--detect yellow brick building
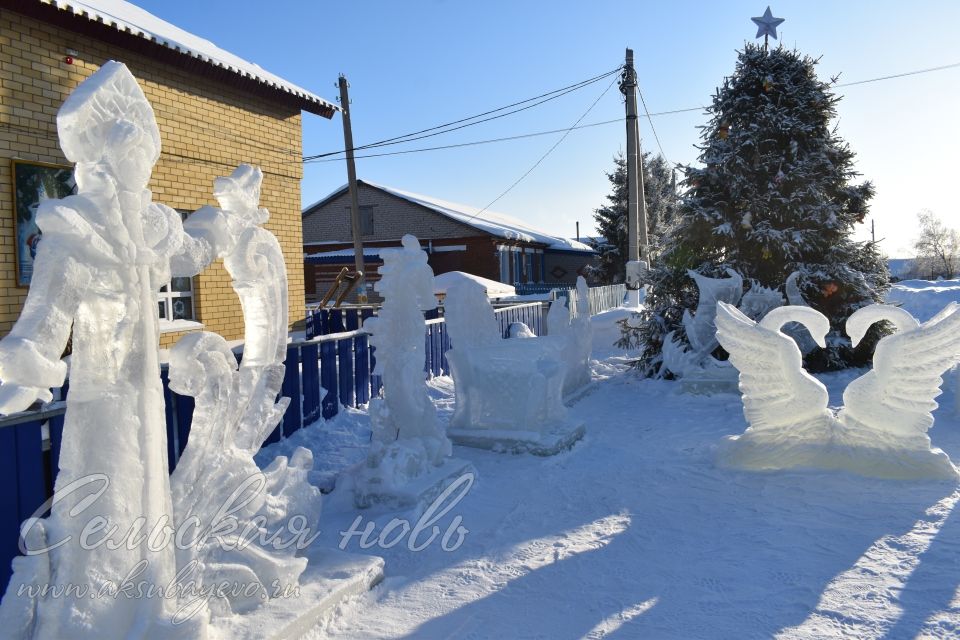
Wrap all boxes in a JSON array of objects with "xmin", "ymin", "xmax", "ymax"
[{"xmin": 0, "ymin": 0, "xmax": 336, "ymax": 346}]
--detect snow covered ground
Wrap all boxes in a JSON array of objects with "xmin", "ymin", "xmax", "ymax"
[
  {"xmin": 887, "ymin": 278, "xmax": 960, "ymax": 322},
  {"xmin": 274, "ymin": 308, "xmax": 960, "ymax": 640}
]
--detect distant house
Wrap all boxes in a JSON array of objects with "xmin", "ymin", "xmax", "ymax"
[
  {"xmin": 302, "ymin": 181, "xmax": 596, "ymax": 301},
  {"xmin": 2, "ymin": 0, "xmax": 337, "ymax": 344}
]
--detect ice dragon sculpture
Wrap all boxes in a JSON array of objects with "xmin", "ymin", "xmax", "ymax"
[
  {"xmin": 167, "ymin": 166, "xmax": 321, "ymax": 619},
  {"xmin": 716, "ymin": 301, "xmax": 960, "ymax": 480},
  {"xmin": 663, "ymin": 269, "xmax": 813, "ymax": 382},
  {"xmin": 351, "ymin": 235, "xmax": 455, "ymax": 508}
]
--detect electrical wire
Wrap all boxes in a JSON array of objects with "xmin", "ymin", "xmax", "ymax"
[
  {"xmin": 834, "ymin": 61, "xmax": 960, "ymax": 87},
  {"xmin": 303, "ymin": 67, "xmax": 623, "ymax": 161},
  {"xmin": 302, "ymin": 117, "xmax": 624, "ymax": 163},
  {"xmin": 462, "ymin": 74, "xmax": 620, "ymax": 223},
  {"xmin": 301, "ymin": 60, "xmax": 960, "ymax": 166},
  {"xmin": 637, "ymin": 88, "xmax": 670, "ymax": 166}
]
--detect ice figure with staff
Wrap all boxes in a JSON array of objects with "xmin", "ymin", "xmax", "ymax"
[{"xmin": 0, "ymin": 62, "xmax": 243, "ymax": 638}]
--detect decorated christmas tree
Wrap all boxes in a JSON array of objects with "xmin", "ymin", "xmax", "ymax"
[{"xmin": 624, "ymin": 41, "xmax": 889, "ymax": 376}]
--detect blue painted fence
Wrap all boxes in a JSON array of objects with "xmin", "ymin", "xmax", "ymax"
[{"xmin": 0, "ymin": 300, "xmax": 547, "ymax": 593}]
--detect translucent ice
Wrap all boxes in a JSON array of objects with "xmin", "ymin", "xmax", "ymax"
[
  {"xmin": 738, "ymin": 280, "xmax": 784, "ymax": 320},
  {"xmin": 352, "ymin": 235, "xmax": 452, "ymax": 501},
  {"xmin": 167, "ymin": 165, "xmax": 319, "ymax": 618},
  {"xmin": 716, "ymin": 301, "xmax": 960, "ymax": 479},
  {"xmin": 0, "ymin": 61, "xmax": 183, "ymax": 638},
  {"xmin": 682, "ymin": 269, "xmax": 743, "ymax": 355},
  {"xmin": 0, "ymin": 62, "xmax": 307, "ymax": 638},
  {"xmin": 546, "ymin": 276, "xmax": 592, "ymax": 395},
  {"xmin": 445, "ymin": 276, "xmax": 569, "ymax": 432},
  {"xmin": 169, "ymin": 334, "xmax": 320, "ymax": 618},
  {"xmin": 444, "ymin": 279, "xmax": 502, "ymax": 350}
]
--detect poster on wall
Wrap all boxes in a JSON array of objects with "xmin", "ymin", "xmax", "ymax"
[{"xmin": 12, "ymin": 159, "xmax": 76, "ymax": 287}]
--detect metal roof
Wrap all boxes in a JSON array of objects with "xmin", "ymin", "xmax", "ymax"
[{"xmin": 37, "ymin": 0, "xmax": 338, "ymax": 117}]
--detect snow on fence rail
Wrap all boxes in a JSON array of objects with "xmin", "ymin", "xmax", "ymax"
[{"xmin": 554, "ymin": 283, "xmax": 627, "ymax": 317}]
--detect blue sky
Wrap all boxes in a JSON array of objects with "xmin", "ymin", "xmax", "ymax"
[{"xmin": 133, "ymin": 0, "xmax": 959, "ymax": 257}]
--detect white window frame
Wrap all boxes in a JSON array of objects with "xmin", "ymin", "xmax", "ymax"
[
  {"xmin": 158, "ymin": 210, "xmax": 200, "ymax": 332},
  {"xmin": 158, "ymin": 277, "xmax": 196, "ymax": 324}
]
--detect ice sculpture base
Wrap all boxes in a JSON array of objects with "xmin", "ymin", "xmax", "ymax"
[
  {"xmin": 681, "ymin": 375, "xmax": 739, "ymax": 395},
  {"xmin": 719, "ymin": 431, "xmax": 960, "ymax": 481},
  {"xmin": 352, "ymin": 457, "xmax": 475, "ymax": 514},
  {"xmin": 449, "ymin": 419, "xmax": 585, "ymax": 456},
  {"xmin": 563, "ymin": 380, "xmax": 596, "ymax": 404},
  {"xmin": 209, "ymin": 547, "xmax": 384, "ymax": 640},
  {"xmin": 681, "ymin": 363, "xmax": 740, "ymax": 395}
]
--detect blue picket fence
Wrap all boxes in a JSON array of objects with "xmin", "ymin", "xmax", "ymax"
[
  {"xmin": 305, "ymin": 307, "xmax": 377, "ymax": 339},
  {"xmin": 305, "ymin": 306, "xmax": 448, "ymax": 339},
  {"xmin": 0, "ymin": 299, "xmax": 547, "ymax": 593}
]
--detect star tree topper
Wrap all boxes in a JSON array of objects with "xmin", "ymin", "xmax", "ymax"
[{"xmin": 752, "ymin": 6, "xmax": 784, "ymax": 41}]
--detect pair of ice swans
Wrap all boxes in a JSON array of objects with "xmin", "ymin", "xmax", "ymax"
[{"xmin": 715, "ymin": 302, "xmax": 960, "ymax": 479}]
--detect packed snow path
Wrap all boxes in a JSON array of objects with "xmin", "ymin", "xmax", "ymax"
[{"xmin": 292, "ymin": 309, "xmax": 960, "ymax": 639}]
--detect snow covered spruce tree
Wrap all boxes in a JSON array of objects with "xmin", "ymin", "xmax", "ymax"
[
  {"xmin": 592, "ymin": 152, "xmax": 678, "ymax": 284},
  {"xmin": 624, "ymin": 43, "xmax": 889, "ymax": 375}
]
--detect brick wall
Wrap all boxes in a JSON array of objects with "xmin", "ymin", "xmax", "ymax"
[
  {"xmin": 0, "ymin": 8, "xmax": 308, "ymax": 347},
  {"xmin": 303, "ymin": 183, "xmax": 483, "ymax": 244}
]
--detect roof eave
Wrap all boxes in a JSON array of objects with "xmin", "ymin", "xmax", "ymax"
[{"xmin": 27, "ymin": 0, "xmax": 338, "ymax": 118}]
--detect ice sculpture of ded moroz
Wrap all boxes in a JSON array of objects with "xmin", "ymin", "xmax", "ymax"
[
  {"xmin": 716, "ymin": 301, "xmax": 960, "ymax": 480},
  {"xmin": 0, "ymin": 61, "xmax": 330, "ymax": 639}
]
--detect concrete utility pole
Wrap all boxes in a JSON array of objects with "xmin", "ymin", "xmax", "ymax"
[
  {"xmin": 338, "ymin": 74, "xmax": 367, "ymax": 304},
  {"xmin": 621, "ymin": 48, "xmax": 650, "ymax": 307}
]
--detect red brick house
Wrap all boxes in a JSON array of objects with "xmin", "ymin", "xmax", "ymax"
[{"xmin": 302, "ymin": 181, "xmax": 596, "ymax": 301}]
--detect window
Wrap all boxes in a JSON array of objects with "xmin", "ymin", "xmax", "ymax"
[
  {"xmin": 159, "ymin": 210, "xmax": 196, "ymax": 325},
  {"xmin": 158, "ymin": 276, "xmax": 195, "ymax": 322},
  {"xmin": 346, "ymin": 204, "xmax": 376, "ymax": 237}
]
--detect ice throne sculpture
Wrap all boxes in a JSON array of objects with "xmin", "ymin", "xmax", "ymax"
[{"xmin": 444, "ymin": 279, "xmax": 585, "ymax": 456}]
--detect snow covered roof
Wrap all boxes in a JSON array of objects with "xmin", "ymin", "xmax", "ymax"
[
  {"xmin": 304, "ymin": 181, "xmax": 596, "ymax": 253},
  {"xmin": 433, "ymin": 271, "xmax": 517, "ymax": 298},
  {"xmin": 37, "ymin": 0, "xmax": 337, "ymax": 117},
  {"xmin": 304, "ymin": 248, "xmax": 382, "ymax": 264}
]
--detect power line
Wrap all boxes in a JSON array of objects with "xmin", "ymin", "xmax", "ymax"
[
  {"xmin": 302, "ymin": 59, "xmax": 959, "ymax": 165},
  {"xmin": 304, "ymin": 67, "xmax": 622, "ymax": 161},
  {"xmin": 637, "ymin": 87, "xmax": 670, "ymax": 166},
  {"xmin": 834, "ymin": 61, "xmax": 960, "ymax": 87},
  {"xmin": 354, "ymin": 67, "xmax": 621, "ymax": 151},
  {"xmin": 464, "ymin": 75, "xmax": 620, "ymax": 223},
  {"xmin": 302, "ymin": 117, "xmax": 624, "ymax": 163}
]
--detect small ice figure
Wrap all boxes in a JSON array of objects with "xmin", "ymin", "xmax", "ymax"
[{"xmin": 546, "ymin": 276, "xmax": 593, "ymax": 395}]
